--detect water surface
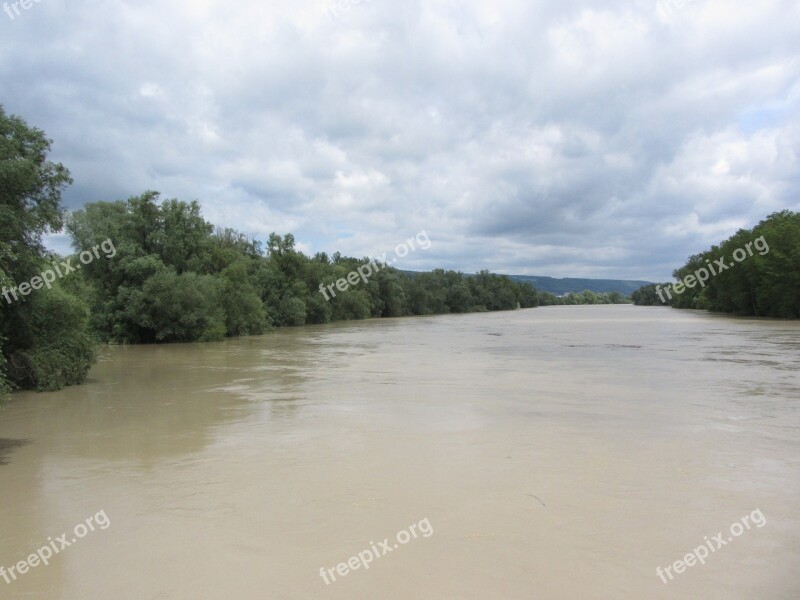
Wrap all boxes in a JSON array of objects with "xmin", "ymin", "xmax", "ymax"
[{"xmin": 1, "ymin": 305, "xmax": 798, "ymax": 598}]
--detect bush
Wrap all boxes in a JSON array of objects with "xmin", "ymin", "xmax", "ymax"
[
  {"xmin": 4, "ymin": 286, "xmax": 96, "ymax": 391},
  {"xmin": 221, "ymin": 263, "xmax": 268, "ymax": 336},
  {"xmin": 134, "ymin": 270, "xmax": 227, "ymax": 342}
]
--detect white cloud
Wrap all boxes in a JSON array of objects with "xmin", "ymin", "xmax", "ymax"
[{"xmin": 1, "ymin": 0, "xmax": 798, "ymax": 281}]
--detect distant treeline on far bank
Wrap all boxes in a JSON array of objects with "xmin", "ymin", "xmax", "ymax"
[{"xmin": 632, "ymin": 210, "xmax": 800, "ymax": 319}]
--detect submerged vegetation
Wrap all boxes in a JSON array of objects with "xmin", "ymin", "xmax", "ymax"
[{"xmin": 633, "ymin": 211, "xmax": 800, "ymax": 318}]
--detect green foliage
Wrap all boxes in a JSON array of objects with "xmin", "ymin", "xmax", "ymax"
[
  {"xmin": 0, "ymin": 335, "xmax": 11, "ymax": 397},
  {"xmin": 67, "ymin": 194, "xmax": 547, "ymax": 343},
  {"xmin": 517, "ymin": 282, "xmax": 540, "ymax": 308},
  {"xmin": 510, "ymin": 274, "xmax": 650, "ymax": 296},
  {"xmin": 331, "ymin": 287, "xmax": 372, "ymax": 321},
  {"xmin": 540, "ymin": 289, "xmax": 631, "ymax": 306},
  {"xmin": 631, "ymin": 284, "xmax": 668, "ymax": 306},
  {"xmin": 72, "ymin": 193, "xmax": 531, "ymax": 339},
  {"xmin": 306, "ymin": 290, "xmax": 333, "ymax": 324},
  {"xmin": 3, "ymin": 286, "xmax": 95, "ymax": 391},
  {"xmin": 468, "ymin": 271, "xmax": 517, "ymax": 310},
  {"xmin": 220, "ymin": 261, "xmax": 267, "ymax": 336},
  {"xmin": 68, "ymin": 194, "xmax": 254, "ymax": 341},
  {"xmin": 377, "ymin": 271, "xmax": 408, "ymax": 317},
  {"xmin": 671, "ymin": 253, "xmax": 709, "ymax": 309},
  {"xmin": 1, "ymin": 106, "xmax": 95, "ymax": 394},
  {"xmin": 281, "ymin": 296, "xmax": 308, "ymax": 327},
  {"xmin": 537, "ymin": 291, "xmax": 560, "ymax": 306},
  {"xmin": 638, "ymin": 211, "xmax": 800, "ymax": 318},
  {"xmin": 0, "ymin": 107, "xmax": 72, "ymax": 286},
  {"xmin": 133, "ymin": 269, "xmax": 227, "ymax": 342}
]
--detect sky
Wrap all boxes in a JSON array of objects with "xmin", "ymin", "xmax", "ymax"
[{"xmin": 1, "ymin": 0, "xmax": 798, "ymax": 281}]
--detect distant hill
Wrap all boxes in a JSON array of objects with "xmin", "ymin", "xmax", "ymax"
[
  {"xmin": 507, "ymin": 275, "xmax": 651, "ymax": 296},
  {"xmin": 399, "ymin": 270, "xmax": 651, "ymax": 296}
]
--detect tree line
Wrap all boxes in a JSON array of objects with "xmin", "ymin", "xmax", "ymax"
[
  {"xmin": 66, "ymin": 191, "xmax": 543, "ymax": 346},
  {"xmin": 632, "ymin": 211, "xmax": 800, "ymax": 318},
  {"xmin": 537, "ymin": 289, "xmax": 630, "ymax": 306}
]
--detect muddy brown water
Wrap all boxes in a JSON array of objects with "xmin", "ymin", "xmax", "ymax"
[{"xmin": 1, "ymin": 305, "xmax": 799, "ymax": 599}]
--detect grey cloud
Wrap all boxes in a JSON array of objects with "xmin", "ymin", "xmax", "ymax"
[{"xmin": 1, "ymin": 0, "xmax": 798, "ymax": 282}]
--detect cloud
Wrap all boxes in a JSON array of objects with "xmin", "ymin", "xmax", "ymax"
[{"xmin": 1, "ymin": 0, "xmax": 798, "ymax": 280}]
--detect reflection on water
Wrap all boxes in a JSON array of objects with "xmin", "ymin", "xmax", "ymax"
[
  {"xmin": 0, "ymin": 306, "xmax": 798, "ymax": 599},
  {"xmin": 0, "ymin": 439, "xmax": 30, "ymax": 466}
]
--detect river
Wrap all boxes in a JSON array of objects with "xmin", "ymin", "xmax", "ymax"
[{"xmin": 1, "ymin": 305, "xmax": 798, "ymax": 599}]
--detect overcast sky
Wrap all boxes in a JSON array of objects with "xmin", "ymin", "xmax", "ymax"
[{"xmin": 2, "ymin": 0, "xmax": 798, "ymax": 280}]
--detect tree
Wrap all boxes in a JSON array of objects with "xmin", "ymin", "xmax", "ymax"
[
  {"xmin": 220, "ymin": 261, "xmax": 268, "ymax": 336},
  {"xmin": 0, "ymin": 106, "xmax": 71, "ymax": 285},
  {"xmin": 647, "ymin": 210, "xmax": 800, "ymax": 317},
  {"xmin": 133, "ymin": 269, "xmax": 227, "ymax": 342},
  {"xmin": 0, "ymin": 106, "xmax": 95, "ymax": 394},
  {"xmin": 4, "ymin": 286, "xmax": 95, "ymax": 391},
  {"xmin": 631, "ymin": 284, "xmax": 665, "ymax": 306}
]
